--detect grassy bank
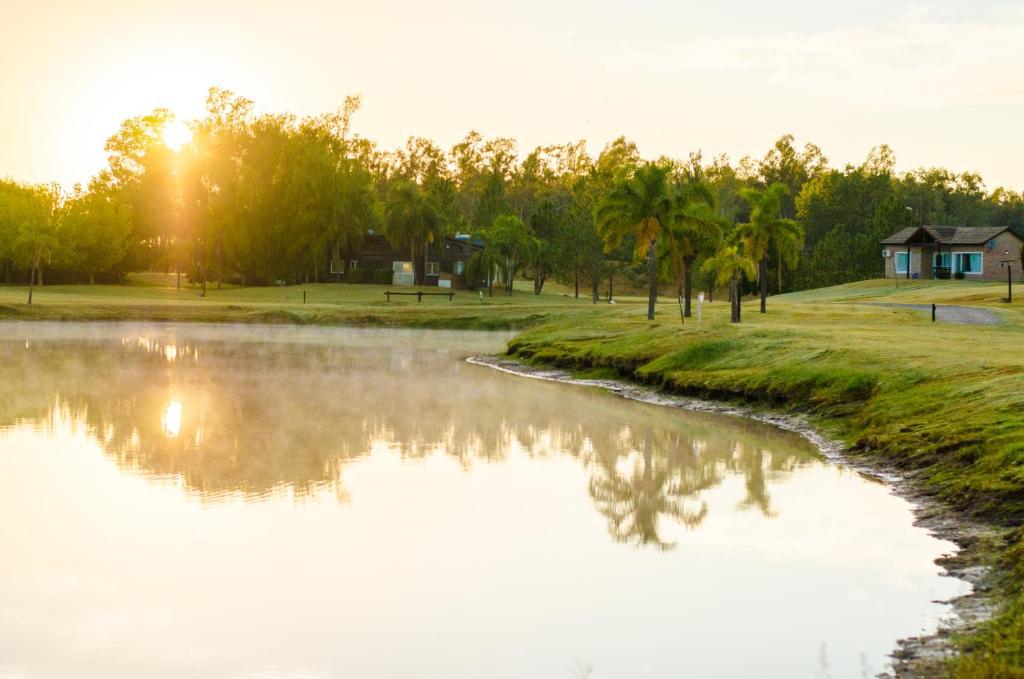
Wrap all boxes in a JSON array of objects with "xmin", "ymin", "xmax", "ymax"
[
  {"xmin": 2, "ymin": 275, "xmax": 1023, "ymax": 673},
  {"xmin": 505, "ymin": 279, "xmax": 1024, "ymax": 677},
  {"xmin": 0, "ymin": 276, "xmax": 601, "ymax": 330}
]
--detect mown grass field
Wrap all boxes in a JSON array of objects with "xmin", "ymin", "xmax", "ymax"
[{"xmin": 2, "ymin": 275, "xmax": 1023, "ymax": 674}]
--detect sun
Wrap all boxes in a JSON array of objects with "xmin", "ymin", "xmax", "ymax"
[{"xmin": 162, "ymin": 119, "xmax": 192, "ymax": 151}]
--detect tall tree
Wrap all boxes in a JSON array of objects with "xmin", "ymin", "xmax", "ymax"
[
  {"xmin": 385, "ymin": 181, "xmax": 440, "ymax": 285},
  {"xmin": 702, "ymin": 244, "xmax": 756, "ymax": 323},
  {"xmin": 666, "ymin": 179, "xmax": 724, "ymax": 317},
  {"xmin": 596, "ymin": 162, "xmax": 675, "ymax": 320},
  {"xmin": 739, "ymin": 183, "xmax": 803, "ymax": 312}
]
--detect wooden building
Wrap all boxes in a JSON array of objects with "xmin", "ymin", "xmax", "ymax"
[{"xmin": 335, "ymin": 233, "xmax": 484, "ymax": 288}]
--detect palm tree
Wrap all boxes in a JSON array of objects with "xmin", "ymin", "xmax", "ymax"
[
  {"xmin": 596, "ymin": 162, "xmax": 675, "ymax": 320},
  {"xmin": 702, "ymin": 244, "xmax": 756, "ymax": 323},
  {"xmin": 385, "ymin": 181, "xmax": 440, "ymax": 285},
  {"xmin": 587, "ymin": 444, "xmax": 709, "ymax": 551},
  {"xmin": 667, "ymin": 181, "xmax": 724, "ymax": 318},
  {"xmin": 738, "ymin": 183, "xmax": 804, "ymax": 313}
]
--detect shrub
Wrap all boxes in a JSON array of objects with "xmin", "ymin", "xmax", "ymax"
[
  {"xmin": 955, "ymin": 271, "xmax": 966, "ymax": 280},
  {"xmin": 373, "ymin": 269, "xmax": 392, "ymax": 285}
]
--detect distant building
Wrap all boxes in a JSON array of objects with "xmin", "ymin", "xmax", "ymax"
[
  {"xmin": 333, "ymin": 233, "xmax": 484, "ymax": 288},
  {"xmin": 880, "ymin": 226, "xmax": 1023, "ymax": 281}
]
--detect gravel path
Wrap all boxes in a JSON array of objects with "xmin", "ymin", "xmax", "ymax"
[{"xmin": 872, "ymin": 303, "xmax": 1002, "ymax": 325}]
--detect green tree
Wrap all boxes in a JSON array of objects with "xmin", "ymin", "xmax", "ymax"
[
  {"xmin": 739, "ymin": 183, "xmax": 803, "ymax": 312},
  {"xmin": 666, "ymin": 179, "xmax": 724, "ymax": 317},
  {"xmin": 485, "ymin": 214, "xmax": 535, "ymax": 294},
  {"xmin": 59, "ymin": 173, "xmax": 132, "ymax": 283},
  {"xmin": 385, "ymin": 181, "xmax": 440, "ymax": 285},
  {"xmin": 9, "ymin": 184, "xmax": 60, "ymax": 303},
  {"xmin": 596, "ymin": 162, "xmax": 675, "ymax": 320},
  {"xmin": 702, "ymin": 244, "xmax": 756, "ymax": 323}
]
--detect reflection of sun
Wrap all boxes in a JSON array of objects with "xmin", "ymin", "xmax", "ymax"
[
  {"xmin": 162, "ymin": 400, "xmax": 183, "ymax": 438},
  {"xmin": 162, "ymin": 119, "xmax": 192, "ymax": 151}
]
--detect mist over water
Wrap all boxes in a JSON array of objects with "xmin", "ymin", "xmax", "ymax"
[{"xmin": 0, "ymin": 323, "xmax": 965, "ymax": 678}]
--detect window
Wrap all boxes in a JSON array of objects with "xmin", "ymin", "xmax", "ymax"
[
  {"xmin": 894, "ymin": 252, "xmax": 909, "ymax": 274},
  {"xmin": 933, "ymin": 252, "xmax": 951, "ymax": 269},
  {"xmin": 455, "ymin": 260, "xmax": 465, "ymax": 275},
  {"xmin": 392, "ymin": 261, "xmax": 413, "ymax": 274},
  {"xmin": 349, "ymin": 260, "xmax": 359, "ymax": 270},
  {"xmin": 954, "ymin": 252, "xmax": 982, "ymax": 274},
  {"xmin": 425, "ymin": 261, "xmax": 439, "ymax": 276},
  {"xmin": 329, "ymin": 259, "xmax": 343, "ymax": 274}
]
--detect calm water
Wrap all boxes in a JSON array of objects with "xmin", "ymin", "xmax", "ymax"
[{"xmin": 0, "ymin": 323, "xmax": 965, "ymax": 679}]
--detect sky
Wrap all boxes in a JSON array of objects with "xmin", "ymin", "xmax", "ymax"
[{"xmin": 1, "ymin": 0, "xmax": 1023, "ymax": 190}]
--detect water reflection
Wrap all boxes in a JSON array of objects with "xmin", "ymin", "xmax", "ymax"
[
  {"xmin": 0, "ymin": 325, "xmax": 819, "ymax": 547},
  {"xmin": 0, "ymin": 325, "xmax": 967, "ymax": 678}
]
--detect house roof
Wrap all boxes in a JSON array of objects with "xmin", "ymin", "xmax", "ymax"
[{"xmin": 881, "ymin": 225, "xmax": 1013, "ymax": 246}]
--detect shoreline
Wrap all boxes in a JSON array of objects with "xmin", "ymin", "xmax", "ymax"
[{"xmin": 468, "ymin": 353, "xmax": 999, "ymax": 677}]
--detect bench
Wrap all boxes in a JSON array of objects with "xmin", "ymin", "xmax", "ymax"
[{"xmin": 385, "ymin": 290, "xmax": 455, "ymax": 302}]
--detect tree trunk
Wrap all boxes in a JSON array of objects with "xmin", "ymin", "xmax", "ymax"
[
  {"xmin": 27, "ymin": 260, "xmax": 37, "ymax": 304},
  {"xmin": 411, "ymin": 243, "xmax": 419, "ymax": 285},
  {"xmin": 777, "ymin": 253, "xmax": 784, "ymax": 294},
  {"xmin": 574, "ymin": 270, "xmax": 579, "ymax": 299},
  {"xmin": 216, "ymin": 240, "xmax": 223, "ymax": 290},
  {"xmin": 176, "ymin": 266, "xmax": 181, "ymax": 291},
  {"xmin": 646, "ymin": 237, "xmax": 658, "ymax": 321},
  {"xmin": 730, "ymin": 278, "xmax": 739, "ymax": 323},
  {"xmin": 591, "ymin": 273, "xmax": 599, "ymax": 304},
  {"xmin": 608, "ymin": 271, "xmax": 613, "ymax": 303},
  {"xmin": 683, "ymin": 256, "xmax": 694, "ymax": 318},
  {"xmin": 759, "ymin": 255, "xmax": 767, "ymax": 313},
  {"xmin": 736, "ymin": 277, "xmax": 743, "ymax": 322},
  {"xmin": 37, "ymin": 265, "xmax": 43, "ymax": 287},
  {"xmin": 89, "ymin": 272, "xmax": 95, "ymax": 285}
]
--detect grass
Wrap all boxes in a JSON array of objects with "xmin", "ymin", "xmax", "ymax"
[
  {"xmin": 0, "ymin": 275, "xmax": 603, "ymax": 329},
  {"xmin": 3, "ymin": 274, "xmax": 1024, "ymax": 673}
]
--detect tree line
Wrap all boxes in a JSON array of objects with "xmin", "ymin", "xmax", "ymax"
[{"xmin": 2, "ymin": 87, "xmax": 1023, "ymax": 314}]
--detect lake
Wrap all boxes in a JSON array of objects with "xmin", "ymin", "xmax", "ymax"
[{"xmin": 0, "ymin": 323, "xmax": 966, "ymax": 678}]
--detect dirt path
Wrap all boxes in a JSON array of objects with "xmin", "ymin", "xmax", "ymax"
[{"xmin": 872, "ymin": 303, "xmax": 1003, "ymax": 325}]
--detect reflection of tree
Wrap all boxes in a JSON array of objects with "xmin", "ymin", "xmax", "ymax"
[
  {"xmin": 0, "ymin": 331, "xmax": 820, "ymax": 544},
  {"xmin": 589, "ymin": 445, "xmax": 709, "ymax": 551}
]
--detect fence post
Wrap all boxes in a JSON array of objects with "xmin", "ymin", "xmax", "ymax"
[
  {"xmin": 417, "ymin": 291, "xmax": 422, "ymax": 303},
  {"xmin": 386, "ymin": 291, "xmax": 390, "ymax": 303},
  {"xmin": 932, "ymin": 303, "xmax": 936, "ymax": 322},
  {"xmin": 303, "ymin": 290, "xmax": 306, "ymax": 305}
]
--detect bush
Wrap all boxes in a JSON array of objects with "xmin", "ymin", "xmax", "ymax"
[
  {"xmin": 343, "ymin": 268, "xmax": 373, "ymax": 284},
  {"xmin": 373, "ymin": 269, "xmax": 392, "ymax": 285},
  {"xmin": 955, "ymin": 271, "xmax": 966, "ymax": 280}
]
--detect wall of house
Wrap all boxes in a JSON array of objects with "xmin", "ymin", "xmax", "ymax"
[
  {"xmin": 884, "ymin": 233, "xmax": 1023, "ymax": 281},
  {"xmin": 884, "ymin": 246, "xmax": 925, "ymax": 279},
  {"xmin": 981, "ymin": 232, "xmax": 1022, "ymax": 281},
  {"xmin": 944, "ymin": 235, "xmax": 1021, "ymax": 281}
]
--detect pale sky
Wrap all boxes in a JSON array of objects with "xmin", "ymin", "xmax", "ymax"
[{"xmin": 2, "ymin": 0, "xmax": 1023, "ymax": 190}]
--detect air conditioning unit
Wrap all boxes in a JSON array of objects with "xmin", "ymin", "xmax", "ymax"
[{"xmin": 882, "ymin": 249, "xmax": 892, "ymax": 258}]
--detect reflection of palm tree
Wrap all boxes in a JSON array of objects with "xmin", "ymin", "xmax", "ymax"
[
  {"xmin": 737, "ymin": 449, "xmax": 773, "ymax": 517},
  {"xmin": 588, "ymin": 444, "xmax": 709, "ymax": 551}
]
